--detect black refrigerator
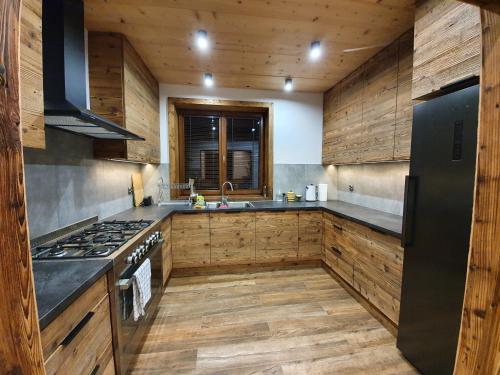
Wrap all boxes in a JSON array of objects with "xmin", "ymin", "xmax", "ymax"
[{"xmin": 397, "ymin": 83, "xmax": 480, "ymax": 375}]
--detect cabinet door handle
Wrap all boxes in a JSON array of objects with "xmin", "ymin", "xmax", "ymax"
[
  {"xmin": 60, "ymin": 311, "xmax": 95, "ymax": 346},
  {"xmin": 402, "ymin": 175, "xmax": 417, "ymax": 247},
  {"xmin": 330, "ymin": 246, "xmax": 342, "ymax": 256},
  {"xmin": 90, "ymin": 364, "xmax": 101, "ymax": 375},
  {"xmin": 333, "ymin": 224, "xmax": 342, "ymax": 231}
]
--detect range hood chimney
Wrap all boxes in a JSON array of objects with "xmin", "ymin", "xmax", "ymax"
[{"xmin": 42, "ymin": 0, "xmax": 144, "ymax": 140}]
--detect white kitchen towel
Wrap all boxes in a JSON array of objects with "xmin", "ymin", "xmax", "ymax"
[{"xmin": 132, "ymin": 258, "xmax": 152, "ymax": 321}]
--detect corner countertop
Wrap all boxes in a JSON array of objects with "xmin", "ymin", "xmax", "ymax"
[
  {"xmin": 33, "ymin": 258, "xmax": 113, "ymax": 330},
  {"xmin": 107, "ymin": 199, "xmax": 403, "ymax": 238},
  {"xmin": 33, "ymin": 199, "xmax": 401, "ymax": 329}
]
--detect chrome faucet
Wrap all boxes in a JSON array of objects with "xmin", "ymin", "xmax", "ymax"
[{"xmin": 221, "ymin": 181, "xmax": 234, "ymax": 205}]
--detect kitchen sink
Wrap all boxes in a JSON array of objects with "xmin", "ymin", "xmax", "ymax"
[{"xmin": 206, "ymin": 201, "xmax": 254, "ymax": 209}]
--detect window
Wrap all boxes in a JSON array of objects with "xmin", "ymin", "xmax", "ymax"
[{"xmin": 177, "ymin": 109, "xmax": 267, "ymax": 198}]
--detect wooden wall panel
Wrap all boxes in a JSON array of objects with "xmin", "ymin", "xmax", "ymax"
[
  {"xmin": 394, "ymin": 30, "xmax": 414, "ymax": 160},
  {"xmin": 20, "ymin": 0, "xmax": 45, "ymax": 149},
  {"xmin": 322, "ymin": 30, "xmax": 413, "ymax": 165},
  {"xmin": 412, "ymin": 0, "xmax": 481, "ymax": 100},
  {"xmin": 455, "ymin": 5, "xmax": 500, "ymax": 374},
  {"xmin": 0, "ymin": 1, "xmax": 45, "ymax": 372}
]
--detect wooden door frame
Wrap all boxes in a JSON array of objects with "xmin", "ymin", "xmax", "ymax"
[
  {"xmin": 454, "ymin": 3, "xmax": 500, "ymax": 374},
  {"xmin": 0, "ymin": 0, "xmax": 45, "ymax": 374},
  {"xmin": 167, "ymin": 97, "xmax": 274, "ymax": 200}
]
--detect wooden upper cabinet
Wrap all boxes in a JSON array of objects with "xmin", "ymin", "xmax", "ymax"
[
  {"xmin": 20, "ymin": 0, "xmax": 45, "ymax": 149},
  {"xmin": 360, "ymin": 40, "xmax": 399, "ymax": 163},
  {"xmin": 394, "ymin": 31, "xmax": 414, "ymax": 160},
  {"xmin": 412, "ymin": 0, "xmax": 481, "ymax": 100},
  {"xmin": 322, "ymin": 29, "xmax": 414, "ymax": 165},
  {"xmin": 88, "ymin": 32, "xmax": 160, "ymax": 163}
]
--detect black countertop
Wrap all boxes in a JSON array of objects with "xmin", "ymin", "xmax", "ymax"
[
  {"xmin": 108, "ymin": 200, "xmax": 403, "ymax": 238},
  {"xmin": 33, "ymin": 199, "xmax": 401, "ymax": 329},
  {"xmin": 33, "ymin": 259, "xmax": 112, "ymax": 330}
]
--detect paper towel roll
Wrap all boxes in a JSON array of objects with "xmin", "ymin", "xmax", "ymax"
[{"xmin": 318, "ymin": 184, "xmax": 328, "ymax": 202}]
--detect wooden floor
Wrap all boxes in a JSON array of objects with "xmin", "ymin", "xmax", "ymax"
[{"xmin": 130, "ymin": 267, "xmax": 419, "ymax": 375}]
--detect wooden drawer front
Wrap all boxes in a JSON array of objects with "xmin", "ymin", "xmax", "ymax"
[
  {"xmin": 256, "ymin": 211, "xmax": 298, "ymax": 263},
  {"xmin": 348, "ymin": 221, "xmax": 403, "ymax": 324},
  {"xmin": 172, "ymin": 213, "xmax": 210, "ymax": 267},
  {"xmin": 172, "ymin": 213, "xmax": 209, "ymax": 230},
  {"xmin": 210, "ymin": 212, "xmax": 256, "ymax": 265},
  {"xmin": 161, "ymin": 217, "xmax": 172, "ymax": 284},
  {"xmin": 41, "ymin": 276, "xmax": 108, "ymax": 359},
  {"xmin": 44, "ymin": 293, "xmax": 113, "ymax": 375},
  {"xmin": 354, "ymin": 262, "xmax": 400, "ymax": 324},
  {"xmin": 298, "ymin": 211, "xmax": 322, "ymax": 260},
  {"xmin": 324, "ymin": 245, "xmax": 354, "ymax": 285},
  {"xmin": 92, "ymin": 342, "xmax": 115, "ymax": 375}
]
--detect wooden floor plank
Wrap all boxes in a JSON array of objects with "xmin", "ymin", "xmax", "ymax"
[{"xmin": 129, "ymin": 267, "xmax": 418, "ymax": 375}]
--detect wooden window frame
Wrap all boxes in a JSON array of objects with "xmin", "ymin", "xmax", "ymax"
[{"xmin": 168, "ymin": 98, "xmax": 273, "ymax": 200}]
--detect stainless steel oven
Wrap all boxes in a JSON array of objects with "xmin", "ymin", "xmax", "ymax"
[{"xmin": 111, "ymin": 222, "xmax": 163, "ymax": 375}]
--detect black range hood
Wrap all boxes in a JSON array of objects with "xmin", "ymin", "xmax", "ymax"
[{"xmin": 42, "ymin": 0, "xmax": 144, "ymax": 141}]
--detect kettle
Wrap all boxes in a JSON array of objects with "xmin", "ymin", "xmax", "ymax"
[{"xmin": 305, "ymin": 184, "xmax": 317, "ymax": 201}]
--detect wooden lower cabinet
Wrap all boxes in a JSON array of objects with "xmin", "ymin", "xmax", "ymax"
[
  {"xmin": 256, "ymin": 211, "xmax": 298, "ymax": 263},
  {"xmin": 210, "ymin": 212, "xmax": 256, "ymax": 265},
  {"xmin": 171, "ymin": 213, "xmax": 210, "ymax": 267},
  {"xmin": 298, "ymin": 211, "xmax": 323, "ymax": 260},
  {"xmin": 322, "ymin": 212, "xmax": 403, "ymax": 325},
  {"xmin": 41, "ymin": 275, "xmax": 115, "ymax": 375},
  {"xmin": 161, "ymin": 217, "xmax": 172, "ymax": 285}
]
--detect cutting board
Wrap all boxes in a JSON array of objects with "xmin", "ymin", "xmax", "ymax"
[{"xmin": 132, "ymin": 173, "xmax": 144, "ymax": 207}]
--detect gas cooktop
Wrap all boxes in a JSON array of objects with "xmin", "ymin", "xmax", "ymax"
[{"xmin": 32, "ymin": 220, "xmax": 153, "ymax": 259}]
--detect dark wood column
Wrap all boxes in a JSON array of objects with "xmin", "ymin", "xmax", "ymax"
[
  {"xmin": 0, "ymin": 0, "xmax": 45, "ymax": 374},
  {"xmin": 454, "ymin": 4, "xmax": 500, "ymax": 374}
]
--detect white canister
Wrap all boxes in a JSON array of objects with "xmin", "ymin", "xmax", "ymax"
[{"xmin": 318, "ymin": 184, "xmax": 328, "ymax": 201}]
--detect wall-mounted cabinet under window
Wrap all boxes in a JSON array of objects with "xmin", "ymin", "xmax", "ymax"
[{"xmin": 168, "ymin": 98, "xmax": 273, "ymax": 200}]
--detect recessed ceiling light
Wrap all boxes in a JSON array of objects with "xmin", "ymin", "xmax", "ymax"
[
  {"xmin": 284, "ymin": 77, "xmax": 293, "ymax": 92},
  {"xmin": 196, "ymin": 29, "xmax": 209, "ymax": 50},
  {"xmin": 310, "ymin": 40, "xmax": 321, "ymax": 60},
  {"xmin": 204, "ymin": 72, "xmax": 214, "ymax": 87}
]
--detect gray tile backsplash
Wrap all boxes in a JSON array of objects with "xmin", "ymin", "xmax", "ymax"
[
  {"xmin": 335, "ymin": 162, "xmax": 409, "ymax": 215},
  {"xmin": 24, "ymin": 128, "xmax": 142, "ymax": 239},
  {"xmin": 24, "ymin": 129, "xmax": 406, "ymax": 240},
  {"xmin": 273, "ymin": 164, "xmax": 337, "ymax": 200}
]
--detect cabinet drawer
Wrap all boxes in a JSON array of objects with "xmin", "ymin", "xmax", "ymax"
[
  {"xmin": 41, "ymin": 276, "xmax": 108, "ymax": 359},
  {"xmin": 44, "ymin": 293, "xmax": 113, "ymax": 375},
  {"xmin": 172, "ymin": 213, "xmax": 209, "ymax": 230},
  {"xmin": 324, "ymin": 244, "xmax": 354, "ymax": 285},
  {"xmin": 90, "ymin": 342, "xmax": 115, "ymax": 375},
  {"xmin": 354, "ymin": 261, "xmax": 400, "ymax": 324}
]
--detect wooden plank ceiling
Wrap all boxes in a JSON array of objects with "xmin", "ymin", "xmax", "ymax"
[{"xmin": 84, "ymin": 0, "xmax": 415, "ymax": 92}]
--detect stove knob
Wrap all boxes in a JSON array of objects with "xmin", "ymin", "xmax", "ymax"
[
  {"xmin": 156, "ymin": 231, "xmax": 162, "ymax": 239},
  {"xmin": 139, "ymin": 245, "xmax": 146, "ymax": 255},
  {"xmin": 126, "ymin": 254, "xmax": 138, "ymax": 264}
]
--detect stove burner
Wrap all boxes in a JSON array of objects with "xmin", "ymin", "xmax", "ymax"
[
  {"xmin": 48, "ymin": 247, "xmax": 66, "ymax": 257},
  {"xmin": 88, "ymin": 247, "xmax": 112, "ymax": 256}
]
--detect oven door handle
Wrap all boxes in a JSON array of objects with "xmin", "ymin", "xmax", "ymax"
[{"xmin": 118, "ymin": 277, "xmax": 134, "ymax": 290}]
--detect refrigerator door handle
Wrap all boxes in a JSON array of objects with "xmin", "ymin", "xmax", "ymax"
[{"xmin": 402, "ymin": 175, "xmax": 417, "ymax": 247}]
